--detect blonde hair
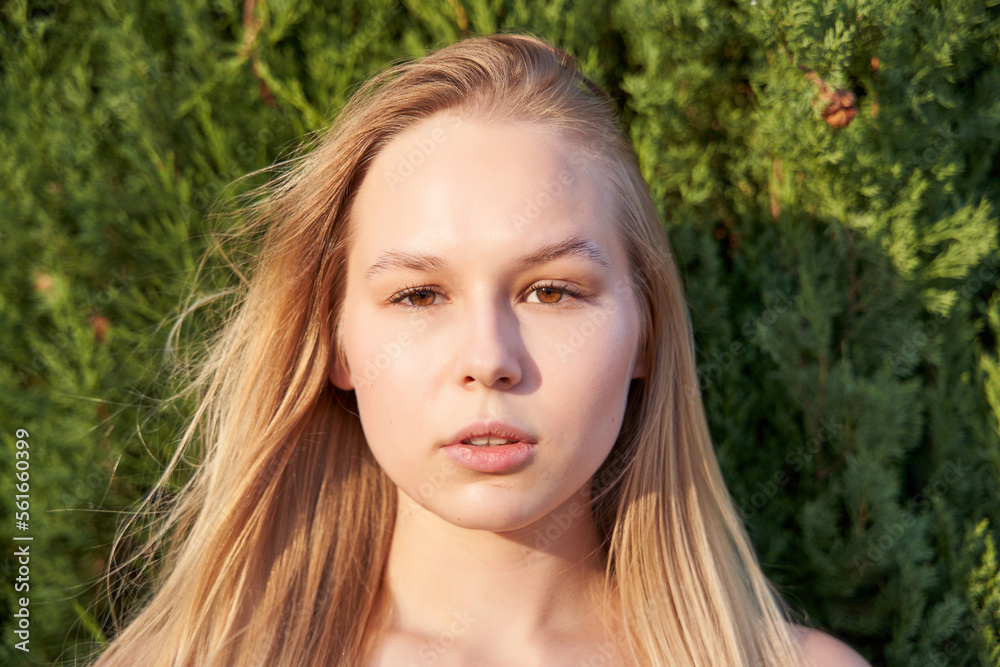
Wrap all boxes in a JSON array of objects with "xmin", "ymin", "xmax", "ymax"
[{"xmin": 97, "ymin": 32, "xmax": 803, "ymax": 666}]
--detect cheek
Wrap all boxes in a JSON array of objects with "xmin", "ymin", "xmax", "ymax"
[
  {"xmin": 345, "ymin": 309, "xmax": 431, "ymax": 387},
  {"xmin": 530, "ymin": 308, "xmax": 639, "ymax": 449},
  {"xmin": 344, "ymin": 310, "xmax": 437, "ymax": 465},
  {"xmin": 539, "ymin": 303, "xmax": 638, "ymax": 392}
]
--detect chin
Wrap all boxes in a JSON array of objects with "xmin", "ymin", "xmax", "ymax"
[
  {"xmin": 407, "ymin": 484, "xmax": 558, "ymax": 533},
  {"xmin": 448, "ymin": 512, "xmax": 534, "ymax": 532}
]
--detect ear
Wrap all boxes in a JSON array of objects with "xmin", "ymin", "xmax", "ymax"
[{"xmin": 329, "ymin": 350, "xmax": 355, "ymax": 390}]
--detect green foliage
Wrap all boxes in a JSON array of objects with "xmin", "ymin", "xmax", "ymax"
[
  {"xmin": 615, "ymin": 0, "xmax": 1000, "ymax": 663},
  {"xmin": 1, "ymin": 0, "xmax": 997, "ymax": 664},
  {"xmin": 962, "ymin": 520, "xmax": 1000, "ymax": 663}
]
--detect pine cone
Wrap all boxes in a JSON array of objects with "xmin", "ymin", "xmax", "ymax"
[
  {"xmin": 804, "ymin": 70, "xmax": 858, "ymax": 129},
  {"xmin": 821, "ymin": 89, "xmax": 858, "ymax": 128},
  {"xmin": 91, "ymin": 314, "xmax": 111, "ymax": 343}
]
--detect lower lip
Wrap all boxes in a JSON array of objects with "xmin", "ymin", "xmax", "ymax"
[{"xmin": 440, "ymin": 442, "xmax": 535, "ymax": 473}]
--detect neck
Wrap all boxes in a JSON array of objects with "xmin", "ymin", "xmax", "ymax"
[{"xmin": 375, "ymin": 485, "xmax": 620, "ymax": 648}]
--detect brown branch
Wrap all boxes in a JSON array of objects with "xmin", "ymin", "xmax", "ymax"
[
  {"xmin": 446, "ymin": 0, "xmax": 470, "ymax": 37},
  {"xmin": 242, "ymin": 0, "xmax": 278, "ymax": 108},
  {"xmin": 770, "ymin": 158, "xmax": 784, "ymax": 220},
  {"xmin": 800, "ymin": 66, "xmax": 857, "ymax": 129}
]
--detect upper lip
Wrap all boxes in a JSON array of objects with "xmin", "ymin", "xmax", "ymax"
[{"xmin": 444, "ymin": 421, "xmax": 538, "ymax": 446}]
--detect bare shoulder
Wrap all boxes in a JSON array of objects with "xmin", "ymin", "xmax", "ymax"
[{"xmin": 790, "ymin": 624, "xmax": 872, "ymax": 667}]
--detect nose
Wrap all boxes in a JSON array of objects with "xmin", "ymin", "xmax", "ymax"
[{"xmin": 454, "ymin": 296, "xmax": 523, "ymax": 390}]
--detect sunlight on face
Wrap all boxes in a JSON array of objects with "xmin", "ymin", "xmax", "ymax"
[{"xmin": 332, "ymin": 112, "xmax": 645, "ymax": 531}]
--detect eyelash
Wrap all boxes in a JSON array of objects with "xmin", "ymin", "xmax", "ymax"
[{"xmin": 387, "ymin": 281, "xmax": 584, "ymax": 309}]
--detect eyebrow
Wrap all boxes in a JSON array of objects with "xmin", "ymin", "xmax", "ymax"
[{"xmin": 362, "ymin": 235, "xmax": 609, "ymax": 282}]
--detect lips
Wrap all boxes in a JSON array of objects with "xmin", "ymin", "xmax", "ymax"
[
  {"xmin": 444, "ymin": 421, "xmax": 538, "ymax": 448},
  {"xmin": 440, "ymin": 420, "xmax": 538, "ymax": 473}
]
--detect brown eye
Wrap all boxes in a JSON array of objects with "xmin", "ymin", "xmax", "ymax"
[
  {"xmin": 407, "ymin": 289, "xmax": 436, "ymax": 307},
  {"xmin": 534, "ymin": 286, "xmax": 565, "ymax": 304},
  {"xmin": 525, "ymin": 282, "xmax": 584, "ymax": 305},
  {"xmin": 389, "ymin": 286, "xmax": 440, "ymax": 307}
]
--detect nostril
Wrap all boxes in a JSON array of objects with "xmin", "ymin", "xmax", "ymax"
[{"xmin": 464, "ymin": 373, "xmax": 514, "ymax": 388}]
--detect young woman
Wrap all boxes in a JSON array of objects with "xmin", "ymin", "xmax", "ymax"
[{"xmin": 96, "ymin": 33, "xmax": 870, "ymax": 666}]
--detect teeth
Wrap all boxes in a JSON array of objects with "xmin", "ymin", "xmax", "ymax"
[{"xmin": 465, "ymin": 436, "xmax": 518, "ymax": 446}]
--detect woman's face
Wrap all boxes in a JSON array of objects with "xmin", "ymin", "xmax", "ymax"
[{"xmin": 332, "ymin": 112, "xmax": 645, "ymax": 531}]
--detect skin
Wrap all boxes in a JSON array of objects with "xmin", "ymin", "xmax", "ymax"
[
  {"xmin": 332, "ymin": 112, "xmax": 641, "ymax": 664},
  {"xmin": 330, "ymin": 112, "xmax": 870, "ymax": 666}
]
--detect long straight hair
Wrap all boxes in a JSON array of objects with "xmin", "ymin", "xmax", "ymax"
[{"xmin": 96, "ymin": 32, "xmax": 804, "ymax": 666}]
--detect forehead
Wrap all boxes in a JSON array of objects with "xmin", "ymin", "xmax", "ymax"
[{"xmin": 348, "ymin": 113, "xmax": 625, "ymax": 271}]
